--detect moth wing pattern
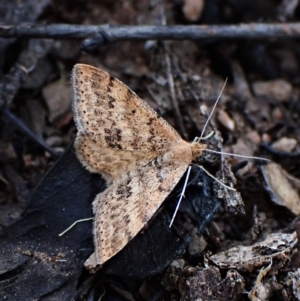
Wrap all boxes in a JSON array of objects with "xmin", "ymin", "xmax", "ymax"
[
  {"xmin": 85, "ymin": 145, "xmax": 192, "ymax": 267},
  {"xmin": 71, "ymin": 64, "xmax": 200, "ymax": 268},
  {"xmin": 72, "ymin": 64, "xmax": 186, "ymax": 183}
]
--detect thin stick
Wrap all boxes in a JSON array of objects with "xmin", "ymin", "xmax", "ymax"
[
  {"xmin": 98, "ymin": 287, "xmax": 106, "ymax": 301},
  {"xmin": 164, "ymin": 47, "xmax": 187, "ymax": 139},
  {"xmin": 2, "ymin": 108, "xmax": 58, "ymax": 157},
  {"xmin": 169, "ymin": 166, "xmax": 192, "ymax": 227},
  {"xmin": 59, "ymin": 218, "xmax": 93, "ymax": 236},
  {"xmin": 198, "ymin": 78, "xmax": 228, "ymax": 141},
  {"xmin": 159, "ymin": 0, "xmax": 187, "ymax": 139},
  {"xmin": 1, "ymin": 23, "xmax": 300, "ymax": 40}
]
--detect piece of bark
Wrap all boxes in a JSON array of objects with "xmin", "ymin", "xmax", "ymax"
[{"xmin": 210, "ymin": 232, "xmax": 298, "ymax": 272}]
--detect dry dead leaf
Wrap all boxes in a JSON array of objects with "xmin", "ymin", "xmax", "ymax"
[
  {"xmin": 252, "ymin": 79, "xmax": 293, "ymax": 102},
  {"xmin": 261, "ymin": 163, "xmax": 300, "ymax": 215},
  {"xmin": 210, "ymin": 232, "xmax": 297, "ymax": 272},
  {"xmin": 43, "ymin": 80, "xmax": 72, "ymax": 122},
  {"xmin": 217, "ymin": 109, "xmax": 235, "ymax": 131},
  {"xmin": 183, "ymin": 0, "xmax": 205, "ymax": 21},
  {"xmin": 271, "ymin": 137, "xmax": 297, "ymax": 152}
]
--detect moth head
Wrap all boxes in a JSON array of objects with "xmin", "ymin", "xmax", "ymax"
[{"xmin": 190, "ymin": 141, "xmax": 207, "ymax": 160}]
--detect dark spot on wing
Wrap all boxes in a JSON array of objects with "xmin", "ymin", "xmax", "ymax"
[
  {"xmin": 116, "ymin": 182, "xmax": 132, "ymax": 198},
  {"xmin": 108, "ymin": 95, "xmax": 115, "ymax": 108},
  {"xmin": 108, "ymin": 76, "xmax": 115, "ymax": 87}
]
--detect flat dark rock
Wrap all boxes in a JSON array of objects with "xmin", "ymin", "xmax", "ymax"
[{"xmin": 0, "ymin": 143, "xmax": 220, "ymax": 300}]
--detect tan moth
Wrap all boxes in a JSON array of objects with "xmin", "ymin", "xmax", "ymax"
[{"xmin": 72, "ymin": 64, "xmax": 217, "ymax": 269}]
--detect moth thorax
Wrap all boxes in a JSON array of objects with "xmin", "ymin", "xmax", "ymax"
[{"xmin": 190, "ymin": 141, "xmax": 207, "ymax": 160}]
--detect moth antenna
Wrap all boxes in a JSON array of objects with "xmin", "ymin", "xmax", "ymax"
[
  {"xmin": 169, "ymin": 163, "xmax": 236, "ymax": 228},
  {"xmin": 169, "ymin": 166, "xmax": 192, "ymax": 228},
  {"xmin": 197, "ymin": 78, "xmax": 228, "ymax": 142},
  {"xmin": 197, "ymin": 165, "xmax": 236, "ymax": 191},
  {"xmin": 195, "ymin": 131, "xmax": 215, "ymax": 141},
  {"xmin": 58, "ymin": 217, "xmax": 93, "ymax": 236},
  {"xmin": 203, "ymin": 149, "xmax": 270, "ymax": 162}
]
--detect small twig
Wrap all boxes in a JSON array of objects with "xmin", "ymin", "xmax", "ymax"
[
  {"xmin": 2, "ymin": 108, "xmax": 58, "ymax": 157},
  {"xmin": 58, "ymin": 218, "xmax": 93, "ymax": 236},
  {"xmin": 0, "ymin": 39, "xmax": 58, "ymax": 157},
  {"xmin": 164, "ymin": 48, "xmax": 187, "ymax": 139},
  {"xmin": 1, "ymin": 23, "xmax": 300, "ymax": 40},
  {"xmin": 154, "ymin": 1, "xmax": 187, "ymax": 138}
]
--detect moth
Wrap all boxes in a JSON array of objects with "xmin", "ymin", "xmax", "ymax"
[{"xmin": 72, "ymin": 64, "xmax": 211, "ymax": 269}]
